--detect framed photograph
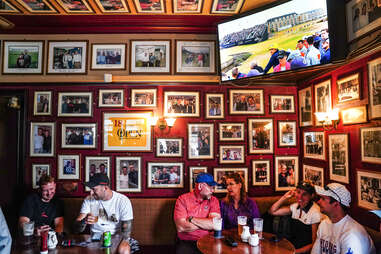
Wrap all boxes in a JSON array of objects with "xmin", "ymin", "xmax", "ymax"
[
  {"xmin": 337, "ymin": 73, "xmax": 360, "ymax": 103},
  {"xmin": 15, "ymin": 0, "xmax": 56, "ymax": 12},
  {"xmin": 32, "ymin": 164, "xmax": 50, "ymax": 189},
  {"xmin": 99, "ymin": 89, "xmax": 124, "ymax": 107},
  {"xmin": 252, "ymin": 160, "xmax": 270, "ymax": 186},
  {"xmin": 133, "ymin": 0, "xmax": 165, "ymax": 13},
  {"xmin": 103, "ymin": 112, "xmax": 152, "ymax": 152},
  {"xmin": 229, "ymin": 89, "xmax": 264, "ymax": 115},
  {"xmin": 175, "ymin": 40, "xmax": 215, "ymax": 74},
  {"xmin": 173, "ymin": 0, "xmax": 202, "ymax": 13},
  {"xmin": 58, "ymin": 154, "xmax": 80, "ymax": 180},
  {"xmin": 57, "ymin": 92, "xmax": 92, "ymax": 117},
  {"xmin": 116, "ymin": 157, "xmax": 141, "ymax": 192},
  {"xmin": 357, "ymin": 170, "xmax": 381, "ymax": 210},
  {"xmin": 156, "ymin": 138, "xmax": 183, "ymax": 157},
  {"xmin": 214, "ymin": 167, "xmax": 248, "ymax": 193},
  {"xmin": 30, "ymin": 122, "xmax": 55, "ymax": 157},
  {"xmin": 329, "ymin": 134, "xmax": 349, "ymax": 184},
  {"xmin": 270, "ymin": 95, "xmax": 295, "ymax": 113},
  {"xmin": 275, "ymin": 156, "xmax": 299, "ymax": 191},
  {"xmin": 341, "ymin": 105, "xmax": 368, "ymax": 125},
  {"xmin": 218, "ymin": 122, "xmax": 244, "ymax": 142},
  {"xmin": 189, "ymin": 166, "xmax": 207, "ymax": 191},
  {"xmin": 346, "ymin": 0, "xmax": 381, "ymax": 42},
  {"xmin": 211, "ymin": 0, "xmax": 244, "ymax": 14},
  {"xmin": 298, "ymin": 86, "xmax": 313, "ymax": 127},
  {"xmin": 147, "ymin": 162, "xmax": 183, "ymax": 188},
  {"xmin": 278, "ymin": 121, "xmax": 297, "ymax": 147},
  {"xmin": 94, "ymin": 0, "xmax": 129, "ymax": 12},
  {"xmin": 2, "ymin": 41, "xmax": 44, "ymax": 74},
  {"xmin": 85, "ymin": 156, "xmax": 111, "ymax": 191},
  {"xmin": 164, "ymin": 91, "xmax": 200, "ymax": 117},
  {"xmin": 130, "ymin": 40, "xmax": 170, "ymax": 73},
  {"xmin": 248, "ymin": 118, "xmax": 273, "ymax": 154},
  {"xmin": 91, "ymin": 44, "xmax": 126, "ymax": 70},
  {"xmin": 314, "ymin": 79, "xmax": 332, "ymax": 126},
  {"xmin": 304, "ymin": 131, "xmax": 325, "ymax": 160},
  {"xmin": 368, "ymin": 57, "xmax": 381, "ymax": 119},
  {"xmin": 0, "ymin": 0, "xmax": 19, "ymax": 13},
  {"xmin": 55, "ymin": 0, "xmax": 93, "ymax": 13},
  {"xmin": 361, "ymin": 127, "xmax": 381, "ymax": 164},
  {"xmin": 303, "ymin": 164, "xmax": 324, "ymax": 187},
  {"xmin": 61, "ymin": 123, "xmax": 96, "ymax": 149},
  {"xmin": 33, "ymin": 91, "xmax": 52, "ymax": 116},
  {"xmin": 131, "ymin": 88, "xmax": 157, "ymax": 108},
  {"xmin": 205, "ymin": 93, "xmax": 224, "ymax": 119},
  {"xmin": 188, "ymin": 123, "xmax": 214, "ymax": 159},
  {"xmin": 219, "ymin": 145, "xmax": 244, "ymax": 164},
  {"xmin": 47, "ymin": 41, "xmax": 87, "ymax": 74}
]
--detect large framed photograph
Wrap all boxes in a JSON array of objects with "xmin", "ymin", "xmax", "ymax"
[
  {"xmin": 229, "ymin": 89, "xmax": 264, "ymax": 115},
  {"xmin": 214, "ymin": 167, "xmax": 248, "ymax": 193},
  {"xmin": 85, "ymin": 156, "xmax": 111, "ymax": 191},
  {"xmin": 275, "ymin": 156, "xmax": 299, "ymax": 191},
  {"xmin": 357, "ymin": 170, "xmax": 381, "ymax": 210},
  {"xmin": 189, "ymin": 166, "xmax": 207, "ymax": 191},
  {"xmin": 219, "ymin": 145, "xmax": 244, "ymax": 164},
  {"xmin": 298, "ymin": 86, "xmax": 313, "ymax": 127},
  {"xmin": 205, "ymin": 93, "xmax": 224, "ymax": 119},
  {"xmin": 218, "ymin": 122, "xmax": 244, "ymax": 142},
  {"xmin": 173, "ymin": 0, "xmax": 203, "ymax": 13},
  {"xmin": 211, "ymin": 0, "xmax": 244, "ymax": 14},
  {"xmin": 103, "ymin": 112, "xmax": 152, "ymax": 152},
  {"xmin": 164, "ymin": 91, "xmax": 200, "ymax": 117},
  {"xmin": 278, "ymin": 121, "xmax": 297, "ymax": 147},
  {"xmin": 30, "ymin": 122, "xmax": 55, "ymax": 157},
  {"xmin": 61, "ymin": 123, "xmax": 96, "ymax": 149},
  {"xmin": 147, "ymin": 162, "xmax": 183, "ymax": 188},
  {"xmin": 248, "ymin": 118, "xmax": 273, "ymax": 154},
  {"xmin": 116, "ymin": 157, "xmax": 141, "ymax": 192},
  {"xmin": 314, "ymin": 79, "xmax": 332, "ymax": 126},
  {"xmin": 58, "ymin": 154, "xmax": 80, "ymax": 180},
  {"xmin": 252, "ymin": 160, "xmax": 270, "ymax": 186},
  {"xmin": 304, "ymin": 131, "xmax": 325, "ymax": 160},
  {"xmin": 342, "ymin": 105, "xmax": 368, "ymax": 125},
  {"xmin": 303, "ymin": 164, "xmax": 324, "ymax": 187},
  {"xmin": 99, "ymin": 89, "xmax": 124, "ymax": 107},
  {"xmin": 94, "ymin": 0, "xmax": 129, "ymax": 12},
  {"xmin": 175, "ymin": 40, "xmax": 215, "ymax": 74},
  {"xmin": 91, "ymin": 44, "xmax": 126, "ymax": 70},
  {"xmin": 32, "ymin": 164, "xmax": 50, "ymax": 189},
  {"xmin": 130, "ymin": 40, "xmax": 170, "ymax": 73},
  {"xmin": 58, "ymin": 92, "xmax": 92, "ymax": 117},
  {"xmin": 361, "ymin": 127, "xmax": 381, "ymax": 164},
  {"xmin": 14, "ymin": 0, "xmax": 56, "ymax": 13},
  {"xmin": 329, "ymin": 134, "xmax": 349, "ymax": 183},
  {"xmin": 33, "ymin": 91, "xmax": 52, "ymax": 116},
  {"xmin": 133, "ymin": 0, "xmax": 165, "ymax": 13},
  {"xmin": 337, "ymin": 73, "xmax": 360, "ymax": 103},
  {"xmin": 188, "ymin": 123, "xmax": 214, "ymax": 159},
  {"xmin": 131, "ymin": 88, "xmax": 157, "ymax": 108},
  {"xmin": 270, "ymin": 95, "xmax": 295, "ymax": 113},
  {"xmin": 47, "ymin": 41, "xmax": 87, "ymax": 74},
  {"xmin": 2, "ymin": 41, "xmax": 44, "ymax": 74},
  {"xmin": 368, "ymin": 57, "xmax": 381, "ymax": 119},
  {"xmin": 156, "ymin": 138, "xmax": 183, "ymax": 157}
]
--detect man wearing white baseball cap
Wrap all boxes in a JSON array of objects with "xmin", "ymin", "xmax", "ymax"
[{"xmin": 311, "ymin": 183, "xmax": 375, "ymax": 254}]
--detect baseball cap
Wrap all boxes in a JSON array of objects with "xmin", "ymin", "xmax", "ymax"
[
  {"xmin": 268, "ymin": 43, "xmax": 279, "ymax": 50},
  {"xmin": 297, "ymin": 181, "xmax": 315, "ymax": 195},
  {"xmin": 195, "ymin": 173, "xmax": 217, "ymax": 186},
  {"xmin": 277, "ymin": 50, "xmax": 287, "ymax": 59},
  {"xmin": 84, "ymin": 173, "xmax": 110, "ymax": 188},
  {"xmin": 315, "ymin": 183, "xmax": 351, "ymax": 207}
]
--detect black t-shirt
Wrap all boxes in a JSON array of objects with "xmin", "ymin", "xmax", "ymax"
[{"xmin": 19, "ymin": 193, "xmax": 64, "ymax": 228}]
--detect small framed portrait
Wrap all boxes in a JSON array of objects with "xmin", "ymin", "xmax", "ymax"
[
  {"xmin": 205, "ymin": 93, "xmax": 224, "ymax": 119},
  {"xmin": 337, "ymin": 72, "xmax": 361, "ymax": 103},
  {"xmin": 278, "ymin": 121, "xmax": 297, "ymax": 147},
  {"xmin": 214, "ymin": 167, "xmax": 248, "ymax": 193},
  {"xmin": 368, "ymin": 57, "xmax": 381, "ymax": 119},
  {"xmin": 361, "ymin": 127, "xmax": 381, "ymax": 164},
  {"xmin": 55, "ymin": 0, "xmax": 93, "ymax": 13},
  {"xmin": 189, "ymin": 166, "xmax": 207, "ymax": 191},
  {"xmin": 116, "ymin": 157, "xmax": 141, "ymax": 192},
  {"xmin": 61, "ymin": 123, "xmax": 96, "ymax": 149},
  {"xmin": 0, "ymin": 0, "xmax": 19, "ymax": 13},
  {"xmin": 32, "ymin": 164, "xmax": 50, "ymax": 189},
  {"xmin": 85, "ymin": 156, "xmax": 111, "ymax": 191},
  {"xmin": 188, "ymin": 123, "xmax": 214, "ymax": 160},
  {"xmin": 99, "ymin": 89, "xmax": 124, "ymax": 107},
  {"xmin": 156, "ymin": 138, "xmax": 183, "ymax": 157},
  {"xmin": 58, "ymin": 92, "xmax": 92, "ymax": 117},
  {"xmin": 131, "ymin": 88, "xmax": 157, "ymax": 108},
  {"xmin": 47, "ymin": 41, "xmax": 87, "ymax": 74},
  {"xmin": 248, "ymin": 118, "xmax": 273, "ymax": 154},
  {"xmin": 211, "ymin": 0, "xmax": 244, "ymax": 14},
  {"xmin": 94, "ymin": 0, "xmax": 129, "ymax": 12},
  {"xmin": 218, "ymin": 122, "xmax": 244, "ymax": 142},
  {"xmin": 58, "ymin": 154, "xmax": 80, "ymax": 180},
  {"xmin": 175, "ymin": 40, "xmax": 215, "ymax": 74},
  {"xmin": 130, "ymin": 40, "xmax": 170, "ymax": 74},
  {"xmin": 33, "ymin": 91, "xmax": 52, "ymax": 116},
  {"xmin": 298, "ymin": 86, "xmax": 313, "ymax": 127},
  {"xmin": 357, "ymin": 170, "xmax": 381, "ymax": 210},
  {"xmin": 173, "ymin": 0, "xmax": 203, "ymax": 13},
  {"xmin": 252, "ymin": 160, "xmax": 270, "ymax": 186},
  {"xmin": 328, "ymin": 134, "xmax": 349, "ymax": 184},
  {"xmin": 30, "ymin": 122, "xmax": 55, "ymax": 157},
  {"xmin": 229, "ymin": 89, "xmax": 264, "ymax": 115},
  {"xmin": 91, "ymin": 44, "xmax": 126, "ymax": 70},
  {"xmin": 314, "ymin": 79, "xmax": 332, "ymax": 125},
  {"xmin": 270, "ymin": 95, "xmax": 295, "ymax": 113},
  {"xmin": 275, "ymin": 156, "xmax": 299, "ymax": 191},
  {"xmin": 304, "ymin": 131, "xmax": 325, "ymax": 160},
  {"xmin": 341, "ymin": 105, "xmax": 368, "ymax": 125},
  {"xmin": 303, "ymin": 164, "xmax": 324, "ymax": 187},
  {"xmin": 164, "ymin": 91, "xmax": 200, "ymax": 117},
  {"xmin": 133, "ymin": 0, "xmax": 165, "ymax": 13},
  {"xmin": 219, "ymin": 145, "xmax": 244, "ymax": 164},
  {"xmin": 15, "ymin": 0, "xmax": 56, "ymax": 12},
  {"xmin": 2, "ymin": 41, "xmax": 44, "ymax": 74},
  {"xmin": 147, "ymin": 162, "xmax": 183, "ymax": 188}
]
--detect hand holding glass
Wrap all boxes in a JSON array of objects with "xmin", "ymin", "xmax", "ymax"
[
  {"xmin": 237, "ymin": 216, "xmax": 247, "ymax": 236},
  {"xmin": 87, "ymin": 202, "xmax": 99, "ymax": 224},
  {"xmin": 23, "ymin": 221, "xmax": 35, "ymax": 236},
  {"xmin": 253, "ymin": 218, "xmax": 263, "ymax": 239}
]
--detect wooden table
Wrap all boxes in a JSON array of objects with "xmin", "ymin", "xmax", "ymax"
[{"xmin": 197, "ymin": 229, "xmax": 295, "ymax": 254}]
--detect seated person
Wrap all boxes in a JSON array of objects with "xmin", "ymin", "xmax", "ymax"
[
  {"xmin": 231, "ymin": 67, "xmax": 246, "ymax": 79},
  {"xmin": 274, "ymin": 50, "xmax": 291, "ymax": 72}
]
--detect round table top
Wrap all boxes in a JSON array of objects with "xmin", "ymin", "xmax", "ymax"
[{"xmin": 197, "ymin": 229, "xmax": 295, "ymax": 254}]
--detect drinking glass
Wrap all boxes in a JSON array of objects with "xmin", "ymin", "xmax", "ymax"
[
  {"xmin": 237, "ymin": 216, "xmax": 247, "ymax": 236},
  {"xmin": 23, "ymin": 221, "xmax": 34, "ymax": 236},
  {"xmin": 253, "ymin": 218, "xmax": 263, "ymax": 239},
  {"xmin": 89, "ymin": 202, "xmax": 99, "ymax": 223},
  {"xmin": 213, "ymin": 217, "xmax": 223, "ymax": 238}
]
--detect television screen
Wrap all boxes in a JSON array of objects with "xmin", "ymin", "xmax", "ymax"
[{"xmin": 218, "ymin": 0, "xmax": 330, "ymax": 81}]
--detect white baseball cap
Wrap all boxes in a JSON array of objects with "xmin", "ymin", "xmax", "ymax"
[{"xmin": 315, "ymin": 183, "xmax": 351, "ymax": 207}]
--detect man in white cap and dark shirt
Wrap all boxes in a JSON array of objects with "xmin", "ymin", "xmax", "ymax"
[{"xmin": 311, "ymin": 183, "xmax": 376, "ymax": 254}]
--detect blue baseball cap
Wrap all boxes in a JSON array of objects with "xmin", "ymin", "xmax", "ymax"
[{"xmin": 195, "ymin": 173, "xmax": 217, "ymax": 186}]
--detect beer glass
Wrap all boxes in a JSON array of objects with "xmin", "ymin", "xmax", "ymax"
[
  {"xmin": 237, "ymin": 216, "xmax": 247, "ymax": 236},
  {"xmin": 89, "ymin": 202, "xmax": 99, "ymax": 223},
  {"xmin": 23, "ymin": 221, "xmax": 34, "ymax": 236},
  {"xmin": 213, "ymin": 217, "xmax": 223, "ymax": 238},
  {"xmin": 253, "ymin": 218, "xmax": 263, "ymax": 239}
]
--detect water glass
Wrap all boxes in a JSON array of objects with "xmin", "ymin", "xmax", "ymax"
[
  {"xmin": 213, "ymin": 217, "xmax": 223, "ymax": 238},
  {"xmin": 253, "ymin": 218, "xmax": 263, "ymax": 239}
]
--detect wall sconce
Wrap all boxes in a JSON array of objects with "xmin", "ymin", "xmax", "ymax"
[
  {"xmin": 149, "ymin": 116, "xmax": 176, "ymax": 132},
  {"xmin": 314, "ymin": 108, "xmax": 340, "ymax": 131}
]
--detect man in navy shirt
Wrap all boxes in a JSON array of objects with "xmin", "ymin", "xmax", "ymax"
[{"xmin": 264, "ymin": 43, "xmax": 280, "ymax": 74}]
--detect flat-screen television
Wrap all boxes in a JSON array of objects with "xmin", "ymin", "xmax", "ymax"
[{"xmin": 218, "ymin": 0, "xmax": 341, "ymax": 82}]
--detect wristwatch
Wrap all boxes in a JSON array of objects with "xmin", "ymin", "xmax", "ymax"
[{"xmin": 187, "ymin": 216, "xmax": 193, "ymax": 223}]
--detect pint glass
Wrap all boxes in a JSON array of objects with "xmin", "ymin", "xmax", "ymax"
[{"xmin": 237, "ymin": 216, "xmax": 247, "ymax": 236}]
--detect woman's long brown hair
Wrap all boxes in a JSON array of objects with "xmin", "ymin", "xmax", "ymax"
[{"xmin": 223, "ymin": 172, "xmax": 247, "ymax": 205}]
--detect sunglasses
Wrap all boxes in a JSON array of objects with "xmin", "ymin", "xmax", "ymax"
[{"xmin": 324, "ymin": 185, "xmax": 341, "ymax": 205}]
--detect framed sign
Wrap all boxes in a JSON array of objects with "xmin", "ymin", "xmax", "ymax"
[
  {"xmin": 115, "ymin": 157, "xmax": 141, "ymax": 192},
  {"xmin": 298, "ymin": 86, "xmax": 313, "ymax": 127},
  {"xmin": 275, "ymin": 156, "xmax": 299, "ymax": 191},
  {"xmin": 147, "ymin": 162, "xmax": 183, "ymax": 188},
  {"xmin": 252, "ymin": 160, "xmax": 270, "ymax": 186},
  {"xmin": 248, "ymin": 118, "xmax": 273, "ymax": 154},
  {"xmin": 368, "ymin": 57, "xmax": 381, "ymax": 119},
  {"xmin": 361, "ymin": 126, "xmax": 381, "ymax": 164},
  {"xmin": 357, "ymin": 170, "xmax": 381, "ymax": 210},
  {"xmin": 328, "ymin": 134, "xmax": 349, "ymax": 184},
  {"xmin": 303, "ymin": 164, "xmax": 324, "ymax": 187}
]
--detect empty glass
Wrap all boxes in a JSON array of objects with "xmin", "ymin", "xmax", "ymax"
[
  {"xmin": 23, "ymin": 221, "xmax": 34, "ymax": 236},
  {"xmin": 253, "ymin": 218, "xmax": 264, "ymax": 239}
]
